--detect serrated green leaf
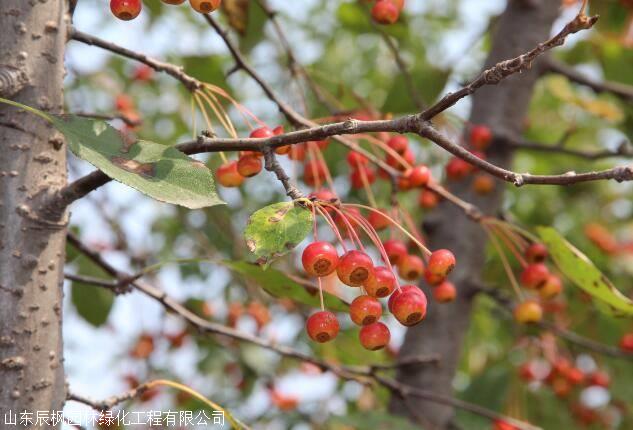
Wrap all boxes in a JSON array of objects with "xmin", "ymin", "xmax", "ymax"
[
  {"xmin": 244, "ymin": 202, "xmax": 312, "ymax": 267},
  {"xmin": 223, "ymin": 261, "xmax": 349, "ymax": 312},
  {"xmin": 51, "ymin": 115, "xmax": 224, "ymax": 209},
  {"xmin": 537, "ymin": 227, "xmax": 633, "ymax": 317}
]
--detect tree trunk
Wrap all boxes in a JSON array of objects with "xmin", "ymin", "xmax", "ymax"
[
  {"xmin": 390, "ymin": 1, "xmax": 560, "ymax": 427},
  {"xmin": 0, "ymin": 0, "xmax": 68, "ymax": 423}
]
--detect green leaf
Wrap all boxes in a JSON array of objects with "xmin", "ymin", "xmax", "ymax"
[
  {"xmin": 244, "ymin": 201, "xmax": 313, "ymax": 267},
  {"xmin": 71, "ymin": 283, "xmax": 115, "ymax": 327},
  {"xmin": 223, "ymin": 261, "xmax": 349, "ymax": 312},
  {"xmin": 331, "ymin": 411, "xmax": 420, "ymax": 430},
  {"xmin": 537, "ymin": 227, "xmax": 633, "ymax": 317},
  {"xmin": 52, "ymin": 115, "xmax": 224, "ymax": 209}
]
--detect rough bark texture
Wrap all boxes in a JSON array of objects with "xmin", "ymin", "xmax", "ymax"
[
  {"xmin": 390, "ymin": 1, "xmax": 560, "ymax": 428},
  {"xmin": 0, "ymin": 0, "xmax": 68, "ymax": 421}
]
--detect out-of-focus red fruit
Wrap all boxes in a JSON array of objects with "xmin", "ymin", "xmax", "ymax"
[
  {"xmin": 520, "ymin": 263, "xmax": 550, "ymax": 289},
  {"xmin": 247, "ymin": 301, "xmax": 271, "ymax": 329},
  {"xmin": 133, "ymin": 64, "xmax": 154, "ymax": 81},
  {"xmin": 619, "ymin": 332, "xmax": 633, "ymax": 352},
  {"xmin": 250, "ymin": 126, "xmax": 274, "ymax": 139},
  {"xmin": 445, "ymin": 157, "xmax": 474, "ymax": 181},
  {"xmin": 368, "ymin": 209, "xmax": 391, "ymax": 231},
  {"xmin": 364, "ymin": 266, "xmax": 397, "ymax": 298},
  {"xmin": 216, "ymin": 161, "xmax": 245, "ymax": 187},
  {"xmin": 565, "ymin": 367, "xmax": 585, "ymax": 385},
  {"xmin": 433, "ymin": 281, "xmax": 456, "ymax": 303},
  {"xmin": 115, "ymin": 94, "xmax": 134, "ymax": 112},
  {"xmin": 552, "ymin": 377, "xmax": 571, "ymax": 398},
  {"xmin": 303, "ymin": 159, "xmax": 328, "ymax": 187},
  {"xmin": 587, "ymin": 371, "xmax": 610, "ymax": 388},
  {"xmin": 525, "ymin": 243, "xmax": 548, "ymax": 263},
  {"xmin": 472, "ymin": 174, "xmax": 495, "ymax": 194},
  {"xmin": 398, "ymin": 254, "xmax": 425, "ymax": 281},
  {"xmin": 386, "ymin": 135, "xmax": 409, "ymax": 154},
  {"xmin": 584, "ymin": 222, "xmax": 619, "ymax": 254},
  {"xmin": 359, "ymin": 322, "xmax": 391, "ymax": 350},
  {"xmin": 350, "ymin": 167, "xmax": 376, "ymax": 189},
  {"xmin": 371, "ymin": 0, "xmax": 400, "ymax": 24},
  {"xmin": 130, "ymin": 334, "xmax": 154, "ymax": 359},
  {"xmin": 519, "ymin": 362, "xmax": 535, "ymax": 381},
  {"xmin": 288, "ymin": 144, "xmax": 307, "ymax": 161},
  {"xmin": 492, "ymin": 419, "xmax": 519, "ymax": 430},
  {"xmin": 347, "ymin": 151, "xmax": 369, "ymax": 168},
  {"xmin": 470, "ymin": 124, "xmax": 493, "ymax": 150},
  {"xmin": 514, "ymin": 300, "xmax": 543, "ymax": 324},
  {"xmin": 270, "ymin": 390, "xmax": 299, "ymax": 411},
  {"xmin": 419, "ymin": 189, "xmax": 440, "ymax": 209},
  {"xmin": 306, "ymin": 311, "xmax": 339, "ymax": 343},
  {"xmin": 424, "ymin": 267, "xmax": 444, "ymax": 286},
  {"xmin": 166, "ymin": 330, "xmax": 188, "ymax": 348},
  {"xmin": 539, "ymin": 275, "xmax": 562, "ymax": 299},
  {"xmin": 405, "ymin": 165, "xmax": 431, "ymax": 187},
  {"xmin": 383, "ymin": 239, "xmax": 408, "ymax": 266}
]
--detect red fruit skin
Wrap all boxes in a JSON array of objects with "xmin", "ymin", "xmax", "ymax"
[
  {"xmin": 371, "ymin": 0, "xmax": 400, "ymax": 24},
  {"xmin": 368, "ymin": 210, "xmax": 390, "ymax": 231},
  {"xmin": 406, "ymin": 165, "xmax": 431, "ymax": 187},
  {"xmin": 433, "ymin": 281, "xmax": 456, "ymax": 303},
  {"xmin": 445, "ymin": 157, "xmax": 474, "ymax": 181},
  {"xmin": 492, "ymin": 419, "xmax": 519, "ymax": 430},
  {"xmin": 306, "ymin": 311, "xmax": 339, "ymax": 343},
  {"xmin": 472, "ymin": 174, "xmax": 495, "ymax": 195},
  {"xmin": 387, "ymin": 285, "xmax": 423, "ymax": 312},
  {"xmin": 250, "ymin": 126, "xmax": 274, "ymax": 139},
  {"xmin": 216, "ymin": 161, "xmax": 244, "ymax": 187},
  {"xmin": 350, "ymin": 167, "xmax": 376, "ymax": 189},
  {"xmin": 587, "ymin": 371, "xmax": 610, "ymax": 388},
  {"xmin": 336, "ymin": 250, "xmax": 374, "ymax": 287},
  {"xmin": 349, "ymin": 296, "xmax": 382, "ymax": 325},
  {"xmin": 387, "ymin": 135, "xmax": 409, "ymax": 154},
  {"xmin": 519, "ymin": 362, "xmax": 535, "ymax": 382},
  {"xmin": 391, "ymin": 290, "xmax": 428, "ymax": 326},
  {"xmin": 419, "ymin": 189, "xmax": 440, "ymax": 209},
  {"xmin": 424, "ymin": 268, "xmax": 444, "ymax": 286},
  {"xmin": 428, "ymin": 249, "xmax": 456, "ymax": 278},
  {"xmin": 565, "ymin": 367, "xmax": 585, "ymax": 385},
  {"xmin": 520, "ymin": 263, "xmax": 550, "ymax": 289},
  {"xmin": 190, "ymin": 0, "xmax": 222, "ymax": 13},
  {"xmin": 386, "ymin": 148, "xmax": 415, "ymax": 171},
  {"xmin": 470, "ymin": 125, "xmax": 492, "ymax": 150},
  {"xmin": 383, "ymin": 239, "xmax": 408, "ymax": 266},
  {"xmin": 288, "ymin": 144, "xmax": 307, "ymax": 161},
  {"xmin": 525, "ymin": 243, "xmax": 548, "ymax": 263},
  {"xmin": 539, "ymin": 275, "xmax": 562, "ymax": 299},
  {"xmin": 364, "ymin": 266, "xmax": 396, "ymax": 298},
  {"xmin": 237, "ymin": 155, "xmax": 262, "ymax": 178},
  {"xmin": 303, "ymin": 159, "xmax": 328, "ymax": 187},
  {"xmin": 513, "ymin": 300, "xmax": 543, "ymax": 324},
  {"xmin": 399, "ymin": 254, "xmax": 425, "ymax": 281},
  {"xmin": 309, "ymin": 189, "xmax": 337, "ymax": 203},
  {"xmin": 110, "ymin": 0, "xmax": 142, "ymax": 20},
  {"xmin": 302, "ymin": 242, "xmax": 339, "ymax": 277},
  {"xmin": 346, "ymin": 151, "xmax": 369, "ymax": 168},
  {"xmin": 359, "ymin": 322, "xmax": 391, "ymax": 350},
  {"xmin": 620, "ymin": 332, "xmax": 633, "ymax": 352}
]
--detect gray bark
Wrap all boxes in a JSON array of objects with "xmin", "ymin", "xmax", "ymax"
[
  {"xmin": 0, "ymin": 0, "xmax": 68, "ymax": 422},
  {"xmin": 390, "ymin": 1, "xmax": 560, "ymax": 427}
]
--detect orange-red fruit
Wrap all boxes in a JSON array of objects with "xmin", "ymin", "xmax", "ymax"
[
  {"xmin": 492, "ymin": 420, "xmax": 519, "ymax": 430},
  {"xmin": 386, "ymin": 135, "xmax": 409, "ymax": 154},
  {"xmin": 350, "ymin": 167, "xmax": 376, "ymax": 189},
  {"xmin": 359, "ymin": 322, "xmax": 391, "ymax": 350},
  {"xmin": 424, "ymin": 267, "xmax": 444, "ymax": 286},
  {"xmin": 388, "ymin": 285, "xmax": 423, "ymax": 312},
  {"xmin": 514, "ymin": 300, "xmax": 543, "ymax": 324},
  {"xmin": 189, "ymin": 0, "xmax": 222, "ymax": 13},
  {"xmin": 237, "ymin": 155, "xmax": 262, "ymax": 177},
  {"xmin": 133, "ymin": 64, "xmax": 154, "ymax": 81},
  {"xmin": 520, "ymin": 263, "xmax": 550, "ymax": 289},
  {"xmin": 288, "ymin": 144, "xmax": 306, "ymax": 161},
  {"xmin": 386, "ymin": 148, "xmax": 414, "ymax": 171},
  {"xmin": 433, "ymin": 281, "xmax": 456, "ymax": 303},
  {"xmin": 539, "ymin": 275, "xmax": 562, "ymax": 299},
  {"xmin": 367, "ymin": 209, "xmax": 390, "ymax": 231},
  {"xmin": 110, "ymin": 0, "xmax": 142, "ymax": 20},
  {"xmin": 302, "ymin": 241, "xmax": 339, "ymax": 277},
  {"xmin": 419, "ymin": 189, "xmax": 440, "ymax": 209},
  {"xmin": 390, "ymin": 289, "xmax": 428, "ymax": 326},
  {"xmin": 349, "ymin": 296, "xmax": 382, "ymax": 325},
  {"xmin": 525, "ymin": 243, "xmax": 548, "ymax": 263},
  {"xmin": 303, "ymin": 159, "xmax": 328, "ymax": 187},
  {"xmin": 250, "ymin": 126, "xmax": 274, "ymax": 139},
  {"xmin": 371, "ymin": 0, "xmax": 400, "ymax": 24},
  {"xmin": 347, "ymin": 151, "xmax": 369, "ymax": 168},
  {"xmin": 306, "ymin": 311, "xmax": 339, "ymax": 343},
  {"xmin": 337, "ymin": 250, "xmax": 374, "ymax": 287},
  {"xmin": 427, "ymin": 249, "xmax": 456, "ymax": 278},
  {"xmin": 382, "ymin": 239, "xmax": 408, "ymax": 266},
  {"xmin": 519, "ymin": 362, "xmax": 535, "ymax": 381},
  {"xmin": 470, "ymin": 125, "xmax": 492, "ymax": 150},
  {"xmin": 364, "ymin": 266, "xmax": 396, "ymax": 298},
  {"xmin": 216, "ymin": 161, "xmax": 244, "ymax": 187},
  {"xmin": 399, "ymin": 254, "xmax": 425, "ymax": 281},
  {"xmin": 620, "ymin": 332, "xmax": 633, "ymax": 352},
  {"xmin": 406, "ymin": 165, "xmax": 431, "ymax": 187},
  {"xmin": 565, "ymin": 367, "xmax": 585, "ymax": 385},
  {"xmin": 445, "ymin": 157, "xmax": 473, "ymax": 181},
  {"xmin": 472, "ymin": 174, "xmax": 495, "ymax": 194},
  {"xmin": 587, "ymin": 371, "xmax": 610, "ymax": 388},
  {"xmin": 309, "ymin": 188, "xmax": 337, "ymax": 203}
]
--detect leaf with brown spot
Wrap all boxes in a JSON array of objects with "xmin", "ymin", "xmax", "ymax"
[
  {"xmin": 244, "ymin": 202, "xmax": 313, "ymax": 268},
  {"xmin": 537, "ymin": 227, "xmax": 633, "ymax": 317}
]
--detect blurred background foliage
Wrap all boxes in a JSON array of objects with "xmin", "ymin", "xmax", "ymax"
[{"xmin": 62, "ymin": 0, "xmax": 632, "ymax": 429}]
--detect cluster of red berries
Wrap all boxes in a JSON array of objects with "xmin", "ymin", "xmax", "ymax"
[
  {"xmin": 444, "ymin": 124, "xmax": 496, "ymax": 195},
  {"xmin": 216, "ymin": 126, "xmax": 287, "ymax": 187},
  {"xmin": 369, "ymin": 0, "xmax": 405, "ymax": 25},
  {"xmin": 512, "ymin": 242, "xmax": 564, "ymax": 324},
  {"xmin": 302, "ymin": 239, "xmax": 455, "ymax": 350},
  {"xmin": 110, "ymin": 0, "xmax": 221, "ymax": 21}
]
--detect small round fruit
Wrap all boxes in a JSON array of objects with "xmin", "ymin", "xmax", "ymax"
[
  {"xmin": 386, "ymin": 135, "xmax": 408, "ymax": 154},
  {"xmin": 288, "ymin": 144, "xmax": 307, "ymax": 161},
  {"xmin": 371, "ymin": 0, "xmax": 400, "ymax": 24},
  {"xmin": 472, "ymin": 174, "xmax": 494, "ymax": 194},
  {"xmin": 162, "ymin": 0, "xmax": 186, "ymax": 4},
  {"xmin": 216, "ymin": 161, "xmax": 244, "ymax": 187},
  {"xmin": 427, "ymin": 249, "xmax": 456, "ymax": 278},
  {"xmin": 364, "ymin": 266, "xmax": 396, "ymax": 298},
  {"xmin": 391, "ymin": 289, "xmax": 428, "ymax": 326},
  {"xmin": 189, "ymin": 0, "xmax": 222, "ymax": 13},
  {"xmin": 359, "ymin": 322, "xmax": 391, "ymax": 350},
  {"xmin": 520, "ymin": 263, "xmax": 550, "ymax": 289},
  {"xmin": 406, "ymin": 165, "xmax": 431, "ymax": 187},
  {"xmin": 346, "ymin": 151, "xmax": 368, "ymax": 168},
  {"xmin": 424, "ymin": 268, "xmax": 444, "ymax": 286},
  {"xmin": 337, "ymin": 250, "xmax": 374, "ymax": 287},
  {"xmin": 303, "ymin": 159, "xmax": 328, "ymax": 187},
  {"xmin": 368, "ymin": 209, "xmax": 390, "ymax": 231},
  {"xmin": 350, "ymin": 167, "xmax": 376, "ymax": 189},
  {"xmin": 445, "ymin": 157, "xmax": 473, "ymax": 181},
  {"xmin": 587, "ymin": 371, "xmax": 610, "ymax": 388},
  {"xmin": 539, "ymin": 275, "xmax": 562, "ymax": 299},
  {"xmin": 237, "ymin": 155, "xmax": 262, "ymax": 178},
  {"xmin": 250, "ymin": 126, "xmax": 273, "ymax": 141},
  {"xmin": 619, "ymin": 333, "xmax": 633, "ymax": 352},
  {"xmin": 419, "ymin": 189, "xmax": 440, "ymax": 209},
  {"xmin": 514, "ymin": 300, "xmax": 543, "ymax": 324},
  {"xmin": 388, "ymin": 285, "xmax": 423, "ymax": 312},
  {"xmin": 525, "ymin": 243, "xmax": 548, "ymax": 263},
  {"xmin": 302, "ymin": 242, "xmax": 339, "ymax": 277},
  {"xmin": 470, "ymin": 125, "xmax": 492, "ymax": 150},
  {"xmin": 433, "ymin": 281, "xmax": 456, "ymax": 303},
  {"xmin": 349, "ymin": 296, "xmax": 382, "ymax": 326},
  {"xmin": 492, "ymin": 420, "xmax": 519, "ymax": 430},
  {"xmin": 306, "ymin": 311, "xmax": 339, "ymax": 343},
  {"xmin": 565, "ymin": 367, "xmax": 585, "ymax": 385},
  {"xmin": 399, "ymin": 254, "xmax": 425, "ymax": 281},
  {"xmin": 110, "ymin": 0, "xmax": 142, "ymax": 20},
  {"xmin": 383, "ymin": 239, "xmax": 408, "ymax": 266}
]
